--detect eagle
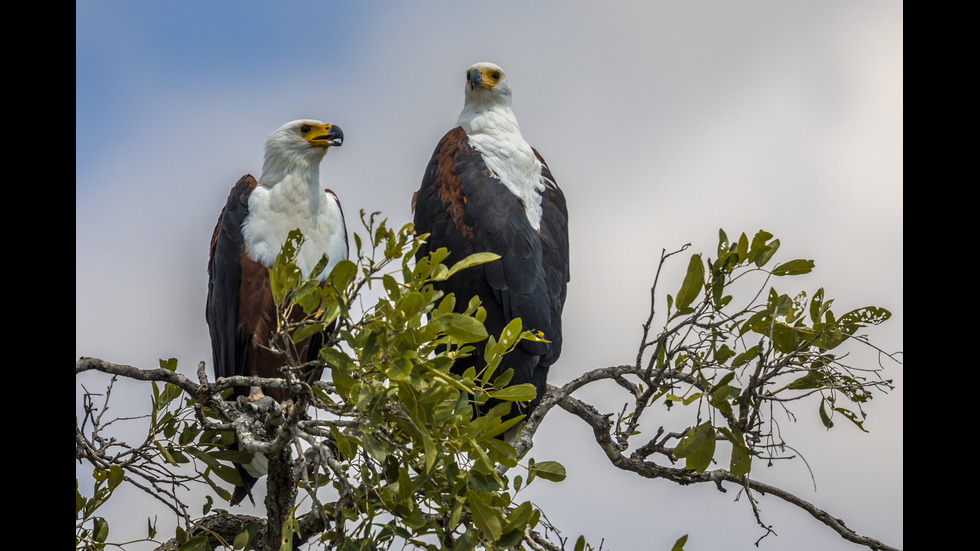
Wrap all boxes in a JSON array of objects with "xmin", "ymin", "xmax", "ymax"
[
  {"xmin": 206, "ymin": 119, "xmax": 347, "ymax": 505},
  {"xmin": 413, "ymin": 62, "xmax": 570, "ymax": 425}
]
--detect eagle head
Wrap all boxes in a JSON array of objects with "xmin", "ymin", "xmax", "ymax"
[
  {"xmin": 464, "ymin": 62, "xmax": 512, "ymax": 100},
  {"xmin": 260, "ymin": 119, "xmax": 343, "ymax": 185},
  {"xmin": 266, "ymin": 119, "xmax": 343, "ymax": 155}
]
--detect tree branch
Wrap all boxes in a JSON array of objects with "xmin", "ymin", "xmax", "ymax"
[{"xmin": 556, "ymin": 390, "xmax": 900, "ymax": 551}]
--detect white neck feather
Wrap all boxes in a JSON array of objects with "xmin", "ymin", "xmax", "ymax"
[
  {"xmin": 457, "ymin": 97, "xmax": 545, "ymax": 230},
  {"xmin": 243, "ymin": 153, "xmax": 347, "ymax": 278},
  {"xmin": 259, "ymin": 146, "xmax": 325, "ymax": 190}
]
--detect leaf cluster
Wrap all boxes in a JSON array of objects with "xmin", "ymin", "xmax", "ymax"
[
  {"xmin": 85, "ymin": 212, "xmax": 570, "ymax": 551},
  {"xmin": 645, "ymin": 229, "xmax": 894, "ymax": 478},
  {"xmin": 76, "ymin": 465, "xmax": 124, "ymax": 549},
  {"xmin": 280, "ymin": 213, "xmax": 564, "ymax": 550}
]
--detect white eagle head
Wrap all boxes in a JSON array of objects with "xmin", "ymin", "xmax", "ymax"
[
  {"xmin": 260, "ymin": 119, "xmax": 343, "ymax": 186},
  {"xmin": 463, "ymin": 62, "xmax": 514, "ymax": 106}
]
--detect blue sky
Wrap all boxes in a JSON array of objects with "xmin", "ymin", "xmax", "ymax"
[{"xmin": 77, "ymin": 2, "xmax": 903, "ymax": 549}]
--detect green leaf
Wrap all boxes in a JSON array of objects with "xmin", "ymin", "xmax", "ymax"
[
  {"xmin": 321, "ymin": 347, "xmax": 356, "ymax": 397},
  {"xmin": 681, "ymin": 392, "xmax": 703, "ymax": 406},
  {"xmin": 502, "ymin": 501, "xmax": 534, "ymax": 534},
  {"xmin": 92, "ymin": 517, "xmax": 109, "ymax": 543},
  {"xmin": 292, "ymin": 322, "xmax": 328, "ymax": 344},
  {"xmin": 815, "ymin": 322, "xmax": 845, "ymax": 350},
  {"xmin": 177, "ymin": 535, "xmax": 210, "ymax": 551},
  {"xmin": 488, "ymin": 384, "xmax": 537, "ymax": 402},
  {"xmin": 421, "ymin": 429, "xmax": 437, "ymax": 474},
  {"xmin": 754, "ymin": 238, "xmax": 780, "ymax": 267},
  {"xmin": 787, "ymin": 371, "xmax": 826, "ymax": 390},
  {"xmin": 106, "ymin": 465, "xmax": 124, "ymax": 492},
  {"xmin": 718, "ymin": 426, "xmax": 752, "ymax": 477},
  {"xmin": 468, "ymin": 492, "xmax": 503, "ymax": 542},
  {"xmin": 328, "ymin": 258, "xmax": 358, "ymax": 289},
  {"xmin": 730, "ymin": 444, "xmax": 752, "ymax": 477},
  {"xmin": 529, "ymin": 460, "xmax": 567, "ymax": 482},
  {"xmin": 713, "ymin": 344, "xmax": 736, "ymax": 363},
  {"xmin": 233, "ymin": 522, "xmax": 259, "ymax": 550},
  {"xmin": 280, "ymin": 514, "xmax": 300, "ymax": 551},
  {"xmin": 330, "ymin": 428, "xmax": 358, "ymax": 461},
  {"xmin": 819, "ymin": 400, "xmax": 833, "ymax": 428},
  {"xmin": 673, "ymin": 422, "xmax": 716, "ymax": 472},
  {"xmin": 731, "ymin": 345, "xmax": 759, "ymax": 368},
  {"xmin": 497, "ymin": 318, "xmax": 523, "ymax": 351},
  {"xmin": 438, "ymin": 313, "xmax": 488, "ymax": 343},
  {"xmin": 455, "ymin": 528, "xmax": 479, "ymax": 551},
  {"xmin": 717, "ymin": 228, "xmax": 730, "ymax": 256},
  {"xmin": 769, "ymin": 290, "xmax": 794, "ymax": 316},
  {"xmin": 292, "ymin": 279, "xmax": 323, "ymax": 315},
  {"xmin": 671, "ymin": 534, "xmax": 689, "ymax": 551},
  {"xmin": 747, "ymin": 230, "xmax": 774, "ymax": 263},
  {"xmin": 832, "ymin": 405, "xmax": 869, "ymax": 432},
  {"xmin": 772, "ymin": 259, "xmax": 815, "ymax": 276},
  {"xmin": 362, "ymin": 433, "xmax": 388, "ymax": 462},
  {"xmin": 397, "ymin": 466, "xmax": 413, "ymax": 501},
  {"xmin": 445, "ymin": 252, "xmax": 501, "ymax": 279},
  {"xmin": 772, "ymin": 322, "xmax": 800, "ymax": 353},
  {"xmin": 675, "ymin": 254, "xmax": 704, "ymax": 310},
  {"xmin": 497, "ymin": 502, "xmax": 535, "ymax": 547},
  {"xmin": 736, "ymin": 232, "xmax": 749, "ymax": 260},
  {"xmin": 838, "ymin": 306, "xmax": 892, "ymax": 331}
]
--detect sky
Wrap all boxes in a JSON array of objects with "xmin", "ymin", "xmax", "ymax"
[{"xmin": 76, "ymin": 2, "xmax": 903, "ymax": 550}]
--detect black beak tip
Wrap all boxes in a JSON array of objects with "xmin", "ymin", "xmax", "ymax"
[{"xmin": 328, "ymin": 125, "xmax": 344, "ymax": 146}]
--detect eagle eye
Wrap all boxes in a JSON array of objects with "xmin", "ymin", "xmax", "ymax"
[
  {"xmin": 300, "ymin": 124, "xmax": 311, "ymax": 134},
  {"xmin": 491, "ymin": 71, "xmax": 501, "ymax": 80}
]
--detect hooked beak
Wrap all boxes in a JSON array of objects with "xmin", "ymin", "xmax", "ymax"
[
  {"xmin": 313, "ymin": 124, "xmax": 344, "ymax": 147},
  {"xmin": 309, "ymin": 124, "xmax": 344, "ymax": 147},
  {"xmin": 468, "ymin": 69, "xmax": 483, "ymax": 90}
]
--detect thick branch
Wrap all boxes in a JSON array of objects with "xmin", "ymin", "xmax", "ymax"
[
  {"xmin": 153, "ymin": 513, "xmax": 264, "ymax": 551},
  {"xmin": 77, "ymin": 357, "xmax": 198, "ymax": 391}
]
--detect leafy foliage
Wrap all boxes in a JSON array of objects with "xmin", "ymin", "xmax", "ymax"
[
  {"xmin": 79, "ymin": 212, "xmax": 566, "ymax": 550},
  {"xmin": 260, "ymin": 213, "xmax": 558, "ymax": 550},
  {"xmin": 76, "ymin": 465, "xmax": 124, "ymax": 550},
  {"xmin": 653, "ymin": 229, "xmax": 893, "ymax": 477},
  {"xmin": 75, "ymin": 222, "xmax": 899, "ymax": 551}
]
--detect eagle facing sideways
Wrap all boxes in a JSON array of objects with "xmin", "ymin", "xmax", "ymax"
[
  {"xmin": 413, "ymin": 62, "xmax": 570, "ymax": 424},
  {"xmin": 206, "ymin": 119, "xmax": 347, "ymax": 505}
]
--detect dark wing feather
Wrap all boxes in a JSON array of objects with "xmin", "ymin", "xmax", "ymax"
[
  {"xmin": 206, "ymin": 175, "xmax": 259, "ymax": 506},
  {"xmin": 414, "ymin": 129, "xmax": 569, "ymax": 416},
  {"xmin": 324, "ymin": 188, "xmax": 350, "ymax": 264},
  {"xmin": 533, "ymin": 149, "xmax": 570, "ymax": 368},
  {"xmin": 207, "ymin": 175, "xmax": 257, "ymax": 384}
]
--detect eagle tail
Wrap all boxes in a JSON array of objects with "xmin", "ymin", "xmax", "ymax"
[{"xmin": 230, "ymin": 466, "xmax": 258, "ymax": 506}]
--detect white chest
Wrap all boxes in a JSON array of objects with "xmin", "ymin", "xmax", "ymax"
[
  {"xmin": 241, "ymin": 178, "xmax": 347, "ymax": 279},
  {"xmin": 463, "ymin": 112, "xmax": 545, "ymax": 229}
]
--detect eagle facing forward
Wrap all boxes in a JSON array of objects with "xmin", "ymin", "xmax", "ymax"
[{"xmin": 413, "ymin": 62, "xmax": 570, "ymax": 424}]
